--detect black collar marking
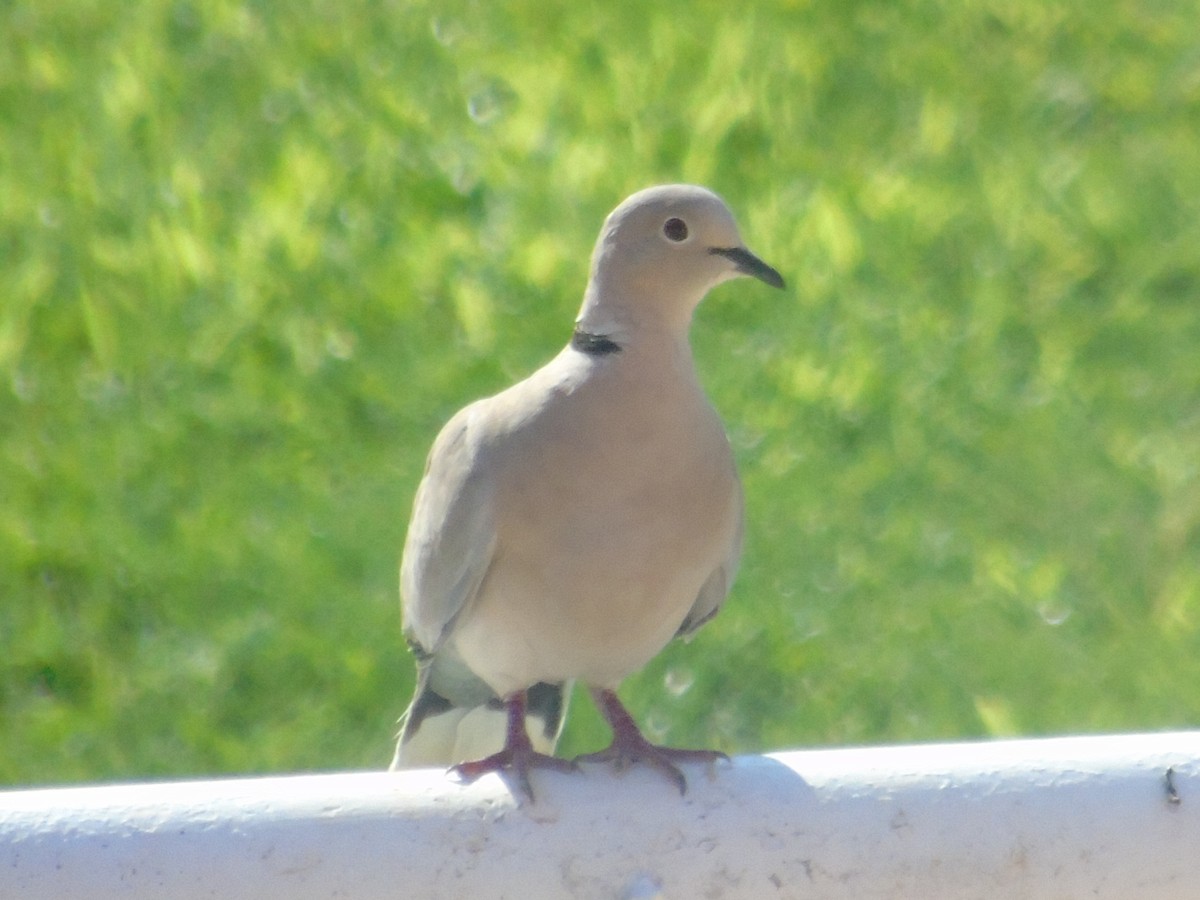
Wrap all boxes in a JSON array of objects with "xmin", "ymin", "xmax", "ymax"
[{"xmin": 571, "ymin": 328, "xmax": 622, "ymax": 355}]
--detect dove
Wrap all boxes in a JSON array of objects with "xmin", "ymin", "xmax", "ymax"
[{"xmin": 391, "ymin": 184, "xmax": 784, "ymax": 799}]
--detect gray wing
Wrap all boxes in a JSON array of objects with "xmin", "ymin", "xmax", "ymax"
[
  {"xmin": 675, "ymin": 478, "xmax": 745, "ymax": 640},
  {"xmin": 400, "ymin": 403, "xmax": 497, "ymax": 655}
]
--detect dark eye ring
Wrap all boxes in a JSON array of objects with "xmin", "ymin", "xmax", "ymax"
[{"xmin": 663, "ymin": 217, "xmax": 689, "ymax": 242}]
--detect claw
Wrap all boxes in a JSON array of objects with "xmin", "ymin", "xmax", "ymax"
[
  {"xmin": 575, "ymin": 688, "xmax": 728, "ymax": 794},
  {"xmin": 449, "ymin": 691, "xmax": 577, "ymax": 801},
  {"xmin": 452, "ymin": 745, "xmax": 577, "ymax": 801}
]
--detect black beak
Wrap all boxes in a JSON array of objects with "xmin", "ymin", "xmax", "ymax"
[{"xmin": 709, "ymin": 246, "xmax": 785, "ymax": 289}]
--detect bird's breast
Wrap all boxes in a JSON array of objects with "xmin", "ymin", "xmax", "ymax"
[{"xmin": 451, "ymin": 363, "xmax": 741, "ymax": 692}]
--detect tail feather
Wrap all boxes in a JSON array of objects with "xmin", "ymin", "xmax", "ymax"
[{"xmin": 392, "ymin": 676, "xmax": 570, "ymax": 769}]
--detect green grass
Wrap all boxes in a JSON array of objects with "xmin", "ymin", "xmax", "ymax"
[{"xmin": 3, "ymin": 0, "xmax": 1199, "ymax": 786}]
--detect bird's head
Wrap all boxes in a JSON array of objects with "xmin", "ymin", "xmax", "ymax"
[{"xmin": 578, "ymin": 184, "xmax": 784, "ymax": 338}]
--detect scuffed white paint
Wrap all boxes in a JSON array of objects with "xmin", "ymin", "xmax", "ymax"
[{"xmin": 1, "ymin": 732, "xmax": 1197, "ymax": 899}]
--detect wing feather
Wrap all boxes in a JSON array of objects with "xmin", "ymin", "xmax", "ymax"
[
  {"xmin": 400, "ymin": 403, "xmax": 497, "ymax": 654},
  {"xmin": 676, "ymin": 477, "xmax": 744, "ymax": 640}
]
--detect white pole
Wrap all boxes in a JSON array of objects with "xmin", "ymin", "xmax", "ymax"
[{"xmin": 1, "ymin": 731, "xmax": 1196, "ymax": 899}]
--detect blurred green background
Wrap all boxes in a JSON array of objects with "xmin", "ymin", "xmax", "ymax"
[{"xmin": 3, "ymin": 0, "xmax": 1199, "ymax": 786}]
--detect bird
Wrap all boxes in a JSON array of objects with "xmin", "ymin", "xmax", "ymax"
[{"xmin": 390, "ymin": 184, "xmax": 784, "ymax": 800}]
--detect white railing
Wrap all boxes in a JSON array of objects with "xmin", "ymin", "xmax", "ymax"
[{"xmin": 1, "ymin": 731, "xmax": 1197, "ymax": 899}]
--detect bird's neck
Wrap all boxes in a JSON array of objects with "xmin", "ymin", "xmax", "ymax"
[{"xmin": 575, "ymin": 273, "xmax": 696, "ymax": 348}]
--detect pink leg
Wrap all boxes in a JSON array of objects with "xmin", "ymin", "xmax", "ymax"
[
  {"xmin": 450, "ymin": 690, "xmax": 577, "ymax": 801},
  {"xmin": 574, "ymin": 687, "xmax": 729, "ymax": 794}
]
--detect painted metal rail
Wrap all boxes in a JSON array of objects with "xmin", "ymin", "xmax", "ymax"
[{"xmin": 2, "ymin": 731, "xmax": 1197, "ymax": 899}]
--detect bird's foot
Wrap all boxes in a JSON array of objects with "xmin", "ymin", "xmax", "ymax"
[
  {"xmin": 447, "ymin": 690, "xmax": 577, "ymax": 801},
  {"xmin": 576, "ymin": 687, "xmax": 728, "ymax": 794},
  {"xmin": 574, "ymin": 734, "xmax": 727, "ymax": 794},
  {"xmin": 451, "ymin": 745, "xmax": 577, "ymax": 801}
]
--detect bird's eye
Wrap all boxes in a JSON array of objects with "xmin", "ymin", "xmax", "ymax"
[{"xmin": 663, "ymin": 218, "xmax": 689, "ymax": 242}]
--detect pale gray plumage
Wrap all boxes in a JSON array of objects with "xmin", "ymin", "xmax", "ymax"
[{"xmin": 391, "ymin": 184, "xmax": 783, "ymax": 793}]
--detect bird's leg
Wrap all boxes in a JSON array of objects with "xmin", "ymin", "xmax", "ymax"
[
  {"xmin": 450, "ymin": 690, "xmax": 577, "ymax": 801},
  {"xmin": 574, "ymin": 687, "xmax": 729, "ymax": 794}
]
